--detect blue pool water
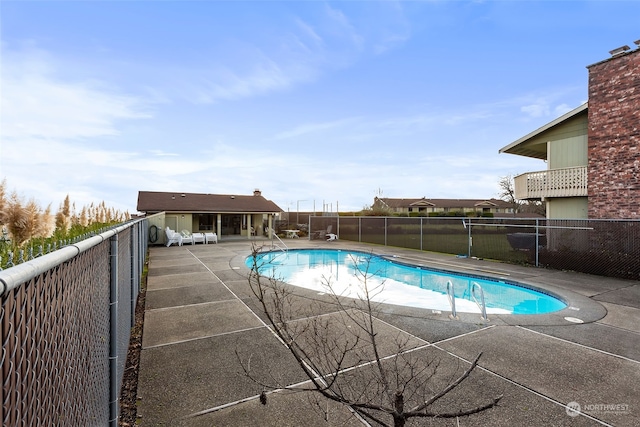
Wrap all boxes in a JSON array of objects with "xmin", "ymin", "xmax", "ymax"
[{"xmin": 247, "ymin": 249, "xmax": 567, "ymax": 315}]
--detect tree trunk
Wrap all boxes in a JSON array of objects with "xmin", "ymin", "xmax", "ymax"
[{"xmin": 393, "ymin": 390, "xmax": 405, "ymax": 427}]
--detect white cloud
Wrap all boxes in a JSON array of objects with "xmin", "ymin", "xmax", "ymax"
[
  {"xmin": 0, "ymin": 47, "xmax": 153, "ymax": 212},
  {"xmin": 273, "ymin": 117, "xmax": 361, "ymax": 140},
  {"xmin": 520, "ymin": 102, "xmax": 550, "ymax": 118},
  {"xmin": 294, "ymin": 18, "xmax": 325, "ymax": 48},
  {"xmin": 1, "ymin": 50, "xmax": 150, "ymax": 140},
  {"xmin": 554, "ymin": 103, "xmax": 575, "ymax": 116}
]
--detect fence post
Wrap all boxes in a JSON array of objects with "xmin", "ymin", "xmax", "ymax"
[
  {"xmin": 420, "ymin": 217, "xmax": 423, "ymax": 251},
  {"xmin": 109, "ymin": 234, "xmax": 119, "ymax": 427},
  {"xmin": 359, "ymin": 217, "xmax": 362, "ymax": 242},
  {"xmin": 130, "ymin": 227, "xmax": 138, "ymax": 327},
  {"xmin": 535, "ymin": 219, "xmax": 540, "ymax": 267},
  {"xmin": 467, "ymin": 218, "xmax": 472, "ymax": 258},
  {"xmin": 384, "ymin": 217, "xmax": 388, "ymax": 246}
]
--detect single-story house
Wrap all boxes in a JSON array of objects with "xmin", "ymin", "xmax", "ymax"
[
  {"xmin": 373, "ymin": 197, "xmax": 516, "ymax": 216},
  {"xmin": 137, "ymin": 189, "xmax": 282, "ymax": 244}
]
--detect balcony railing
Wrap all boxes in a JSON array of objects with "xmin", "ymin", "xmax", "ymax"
[{"xmin": 514, "ymin": 166, "xmax": 587, "ymax": 199}]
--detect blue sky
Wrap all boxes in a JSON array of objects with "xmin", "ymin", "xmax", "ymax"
[{"xmin": 2, "ymin": 1, "xmax": 639, "ymax": 214}]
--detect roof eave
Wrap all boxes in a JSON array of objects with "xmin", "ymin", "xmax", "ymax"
[{"xmin": 498, "ymin": 102, "xmax": 588, "ymax": 159}]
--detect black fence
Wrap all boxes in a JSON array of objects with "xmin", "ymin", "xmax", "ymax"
[
  {"xmin": 309, "ymin": 216, "xmax": 640, "ymax": 281},
  {"xmin": 1, "ymin": 218, "xmax": 149, "ymax": 426}
]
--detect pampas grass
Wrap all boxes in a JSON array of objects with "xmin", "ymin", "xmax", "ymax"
[{"xmin": 0, "ymin": 179, "xmax": 131, "ymax": 266}]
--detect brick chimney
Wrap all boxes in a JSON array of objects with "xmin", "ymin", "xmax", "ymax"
[
  {"xmin": 587, "ymin": 42, "xmax": 640, "ymax": 219},
  {"xmin": 253, "ymin": 189, "xmax": 262, "ymax": 197}
]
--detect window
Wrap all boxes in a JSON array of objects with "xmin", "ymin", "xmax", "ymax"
[{"xmin": 198, "ymin": 214, "xmax": 215, "ymax": 231}]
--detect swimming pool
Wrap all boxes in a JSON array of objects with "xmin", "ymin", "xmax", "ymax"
[{"xmin": 248, "ymin": 249, "xmax": 567, "ymax": 315}]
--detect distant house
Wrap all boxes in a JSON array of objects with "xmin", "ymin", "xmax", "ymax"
[
  {"xmin": 500, "ymin": 42, "xmax": 640, "ymax": 219},
  {"xmin": 372, "ymin": 197, "xmax": 515, "ymax": 217},
  {"xmin": 137, "ymin": 189, "xmax": 282, "ymax": 243}
]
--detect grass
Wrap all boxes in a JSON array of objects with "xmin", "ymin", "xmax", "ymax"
[{"xmin": 339, "ymin": 230, "xmax": 532, "ymax": 264}]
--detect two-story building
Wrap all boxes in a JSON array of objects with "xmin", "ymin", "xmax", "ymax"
[{"xmin": 500, "ymin": 41, "xmax": 640, "ymax": 219}]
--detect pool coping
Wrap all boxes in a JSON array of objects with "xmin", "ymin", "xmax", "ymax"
[{"xmin": 232, "ymin": 245, "xmax": 607, "ymax": 327}]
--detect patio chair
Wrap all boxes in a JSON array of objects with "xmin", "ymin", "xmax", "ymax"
[
  {"xmin": 326, "ymin": 233, "xmax": 338, "ymax": 242},
  {"xmin": 165, "ymin": 227, "xmax": 182, "ymax": 247},
  {"xmin": 313, "ymin": 224, "xmax": 332, "ymax": 240},
  {"xmin": 204, "ymin": 232, "xmax": 218, "ymax": 244},
  {"xmin": 180, "ymin": 230, "xmax": 194, "ymax": 245},
  {"xmin": 193, "ymin": 232, "xmax": 205, "ymax": 244}
]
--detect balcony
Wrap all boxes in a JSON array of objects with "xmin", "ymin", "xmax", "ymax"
[{"xmin": 514, "ymin": 166, "xmax": 587, "ymax": 200}]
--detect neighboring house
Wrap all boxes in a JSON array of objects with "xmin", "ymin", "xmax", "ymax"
[
  {"xmin": 137, "ymin": 189, "xmax": 282, "ymax": 243},
  {"xmin": 500, "ymin": 42, "xmax": 640, "ymax": 219},
  {"xmin": 373, "ymin": 197, "xmax": 516, "ymax": 216}
]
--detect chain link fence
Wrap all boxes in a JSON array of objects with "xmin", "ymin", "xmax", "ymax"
[
  {"xmin": 309, "ymin": 216, "xmax": 640, "ymax": 281},
  {"xmin": 1, "ymin": 217, "xmax": 149, "ymax": 426}
]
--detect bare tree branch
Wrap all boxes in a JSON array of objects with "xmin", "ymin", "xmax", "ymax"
[{"xmin": 239, "ymin": 245, "xmax": 505, "ymax": 426}]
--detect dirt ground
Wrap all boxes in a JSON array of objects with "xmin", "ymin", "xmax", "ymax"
[{"xmin": 119, "ymin": 276, "xmax": 146, "ymax": 426}]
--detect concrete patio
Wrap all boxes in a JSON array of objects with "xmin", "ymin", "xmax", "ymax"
[{"xmin": 137, "ymin": 239, "xmax": 639, "ymax": 426}]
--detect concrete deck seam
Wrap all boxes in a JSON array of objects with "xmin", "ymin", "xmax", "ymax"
[
  {"xmin": 145, "ymin": 298, "xmax": 240, "ymax": 312},
  {"xmin": 595, "ymin": 320, "xmax": 640, "ymax": 337},
  {"xmin": 183, "ymin": 330, "xmax": 438, "ymax": 420},
  {"xmin": 190, "ymin": 250, "xmax": 272, "ymax": 329},
  {"xmin": 368, "ymin": 311, "xmax": 431, "ymax": 345},
  {"xmin": 517, "ymin": 325, "xmax": 640, "ymax": 364},
  {"xmin": 285, "ymin": 307, "xmax": 352, "ymax": 324},
  {"xmin": 184, "ymin": 378, "xmax": 369, "ymax": 425},
  {"xmin": 145, "ymin": 282, "xmax": 223, "ymax": 291},
  {"xmin": 283, "ymin": 308, "xmax": 429, "ymax": 347},
  {"xmin": 143, "ymin": 324, "xmax": 269, "ymax": 349},
  {"xmin": 429, "ymin": 324, "xmax": 496, "ymax": 346},
  {"xmin": 431, "ymin": 344, "xmax": 614, "ymax": 427},
  {"xmin": 590, "ymin": 283, "xmax": 638, "ymax": 298}
]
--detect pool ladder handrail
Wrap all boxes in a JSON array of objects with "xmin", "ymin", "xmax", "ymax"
[
  {"xmin": 270, "ymin": 229, "xmax": 288, "ymax": 252},
  {"xmin": 471, "ymin": 281, "xmax": 488, "ymax": 321},
  {"xmin": 446, "ymin": 280, "xmax": 458, "ymax": 319}
]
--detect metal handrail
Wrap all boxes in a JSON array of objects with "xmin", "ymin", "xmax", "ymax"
[
  {"xmin": 471, "ymin": 282, "xmax": 488, "ymax": 321},
  {"xmin": 269, "ymin": 229, "xmax": 288, "ymax": 252},
  {"xmin": 446, "ymin": 280, "xmax": 458, "ymax": 319}
]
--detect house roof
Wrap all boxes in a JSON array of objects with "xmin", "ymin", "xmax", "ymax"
[
  {"xmin": 499, "ymin": 102, "xmax": 588, "ymax": 160},
  {"xmin": 376, "ymin": 197, "xmax": 513, "ymax": 209},
  {"xmin": 137, "ymin": 191, "xmax": 283, "ymax": 214}
]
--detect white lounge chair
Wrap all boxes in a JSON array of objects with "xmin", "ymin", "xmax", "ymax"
[
  {"xmin": 193, "ymin": 232, "xmax": 205, "ymax": 244},
  {"xmin": 180, "ymin": 230, "xmax": 194, "ymax": 245},
  {"xmin": 326, "ymin": 233, "xmax": 338, "ymax": 242},
  {"xmin": 204, "ymin": 232, "xmax": 218, "ymax": 244},
  {"xmin": 165, "ymin": 227, "xmax": 182, "ymax": 247}
]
